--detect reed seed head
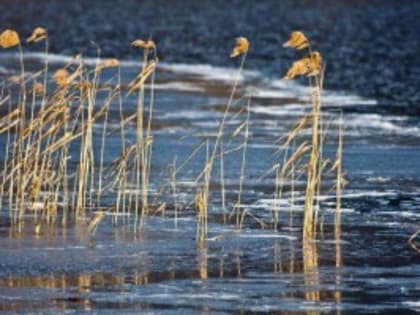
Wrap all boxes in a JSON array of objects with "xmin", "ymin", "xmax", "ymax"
[
  {"xmin": 283, "ymin": 31, "xmax": 309, "ymax": 50},
  {"xmin": 0, "ymin": 29, "xmax": 20, "ymax": 48},
  {"xmin": 307, "ymin": 51, "xmax": 322, "ymax": 76},
  {"xmin": 53, "ymin": 68, "xmax": 70, "ymax": 87},
  {"xmin": 230, "ymin": 36, "xmax": 249, "ymax": 58},
  {"xmin": 26, "ymin": 27, "xmax": 48, "ymax": 43},
  {"xmin": 96, "ymin": 58, "xmax": 120, "ymax": 71},
  {"xmin": 283, "ymin": 51, "xmax": 323, "ymax": 80},
  {"xmin": 32, "ymin": 82, "xmax": 44, "ymax": 95},
  {"xmin": 131, "ymin": 39, "xmax": 156, "ymax": 50}
]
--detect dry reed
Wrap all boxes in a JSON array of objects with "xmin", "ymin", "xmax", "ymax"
[
  {"xmin": 0, "ymin": 27, "xmax": 348, "ymax": 264},
  {"xmin": 282, "ymin": 31, "xmax": 334, "ymax": 241}
]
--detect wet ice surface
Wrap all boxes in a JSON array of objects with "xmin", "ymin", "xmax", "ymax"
[
  {"xmin": 0, "ymin": 52, "xmax": 419, "ymax": 314},
  {"xmin": 1, "ymin": 209, "xmax": 420, "ymax": 315}
]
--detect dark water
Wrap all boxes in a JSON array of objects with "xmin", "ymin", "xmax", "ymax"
[{"xmin": 0, "ymin": 1, "xmax": 419, "ymax": 314}]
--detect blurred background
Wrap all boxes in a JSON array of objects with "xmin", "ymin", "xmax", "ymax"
[{"xmin": 1, "ymin": 0, "xmax": 419, "ymax": 111}]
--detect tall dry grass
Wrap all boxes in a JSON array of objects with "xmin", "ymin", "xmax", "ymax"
[
  {"xmin": 282, "ymin": 31, "xmax": 325, "ymax": 241},
  {"xmin": 0, "ymin": 28, "xmax": 159, "ymax": 236},
  {"xmin": 0, "ymin": 28, "xmax": 348, "ymax": 257}
]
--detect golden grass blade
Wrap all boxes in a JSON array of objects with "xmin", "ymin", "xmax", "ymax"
[
  {"xmin": 282, "ymin": 141, "xmax": 311, "ymax": 174},
  {"xmin": 127, "ymin": 59, "xmax": 157, "ymax": 95},
  {"xmin": 87, "ymin": 211, "xmax": 106, "ymax": 235},
  {"xmin": 230, "ymin": 121, "xmax": 248, "ymax": 138},
  {"xmin": 279, "ymin": 114, "xmax": 311, "ymax": 151}
]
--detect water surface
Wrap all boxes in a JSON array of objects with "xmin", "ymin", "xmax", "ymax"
[{"xmin": 0, "ymin": 1, "xmax": 420, "ymax": 314}]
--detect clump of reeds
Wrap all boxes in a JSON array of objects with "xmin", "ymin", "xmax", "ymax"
[
  {"xmin": 282, "ymin": 31, "xmax": 325, "ymax": 240},
  {"xmin": 0, "ymin": 27, "xmax": 160, "ymax": 237},
  {"xmin": 0, "ymin": 26, "xmax": 348, "ymax": 256}
]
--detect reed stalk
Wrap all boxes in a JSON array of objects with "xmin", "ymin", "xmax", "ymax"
[
  {"xmin": 282, "ymin": 31, "xmax": 324, "ymax": 241},
  {"xmin": 198, "ymin": 38, "xmax": 248, "ymax": 237},
  {"xmin": 303, "ymin": 75, "xmax": 322, "ymax": 240},
  {"xmin": 237, "ymin": 98, "xmax": 250, "ymax": 229},
  {"xmin": 220, "ymin": 140, "xmax": 226, "ymax": 223},
  {"xmin": 171, "ymin": 158, "xmax": 178, "ymax": 228}
]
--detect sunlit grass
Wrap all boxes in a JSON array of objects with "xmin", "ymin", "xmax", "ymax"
[{"xmin": 0, "ymin": 27, "xmax": 347, "ymax": 253}]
